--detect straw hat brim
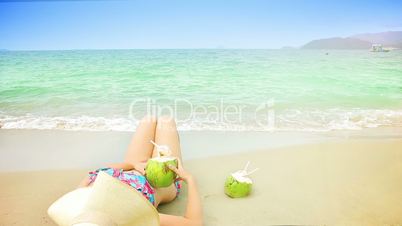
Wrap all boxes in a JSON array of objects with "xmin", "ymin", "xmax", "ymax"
[{"xmin": 48, "ymin": 172, "xmax": 159, "ymax": 226}]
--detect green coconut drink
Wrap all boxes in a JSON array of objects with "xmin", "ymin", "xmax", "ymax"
[
  {"xmin": 224, "ymin": 161, "xmax": 258, "ymax": 198},
  {"xmin": 145, "ymin": 141, "xmax": 178, "ymax": 188}
]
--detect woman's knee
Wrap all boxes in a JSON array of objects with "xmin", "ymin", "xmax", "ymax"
[
  {"xmin": 140, "ymin": 115, "xmax": 157, "ymax": 125},
  {"xmin": 157, "ymin": 115, "xmax": 177, "ymax": 130}
]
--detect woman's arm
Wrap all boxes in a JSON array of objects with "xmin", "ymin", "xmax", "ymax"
[
  {"xmin": 78, "ymin": 161, "xmax": 146, "ymax": 188},
  {"xmin": 182, "ymin": 176, "xmax": 202, "ymax": 222},
  {"xmin": 160, "ymin": 161, "xmax": 203, "ymax": 226}
]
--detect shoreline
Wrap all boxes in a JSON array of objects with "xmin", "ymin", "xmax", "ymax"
[
  {"xmin": 1, "ymin": 138, "xmax": 401, "ymax": 225},
  {"xmin": 1, "ymin": 127, "xmax": 402, "ymax": 172}
]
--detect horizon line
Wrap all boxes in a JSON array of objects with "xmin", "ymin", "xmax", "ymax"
[{"xmin": 0, "ymin": 47, "xmax": 295, "ymax": 51}]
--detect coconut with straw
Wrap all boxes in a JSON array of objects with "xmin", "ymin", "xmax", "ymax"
[
  {"xmin": 145, "ymin": 140, "xmax": 178, "ymax": 188},
  {"xmin": 224, "ymin": 161, "xmax": 258, "ymax": 198}
]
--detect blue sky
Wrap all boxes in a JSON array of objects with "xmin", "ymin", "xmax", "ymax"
[{"xmin": 1, "ymin": 0, "xmax": 402, "ymax": 50}]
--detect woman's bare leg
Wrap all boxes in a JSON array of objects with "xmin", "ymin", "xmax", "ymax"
[
  {"xmin": 124, "ymin": 115, "xmax": 157, "ymax": 165},
  {"xmin": 152, "ymin": 116, "xmax": 183, "ymax": 161},
  {"xmin": 78, "ymin": 116, "xmax": 157, "ymax": 187},
  {"xmin": 153, "ymin": 116, "xmax": 183, "ymax": 205}
]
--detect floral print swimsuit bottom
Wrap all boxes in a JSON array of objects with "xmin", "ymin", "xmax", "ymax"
[{"xmin": 88, "ymin": 167, "xmax": 181, "ymax": 206}]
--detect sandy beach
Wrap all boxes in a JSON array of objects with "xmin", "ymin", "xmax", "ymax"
[
  {"xmin": 2, "ymin": 2, "xmax": 402, "ymax": 226},
  {"xmin": 1, "ymin": 130, "xmax": 401, "ymax": 226}
]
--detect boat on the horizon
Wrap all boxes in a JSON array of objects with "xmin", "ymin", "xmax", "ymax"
[{"xmin": 370, "ymin": 44, "xmax": 390, "ymax": 52}]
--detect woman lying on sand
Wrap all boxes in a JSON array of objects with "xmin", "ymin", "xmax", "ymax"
[{"xmin": 78, "ymin": 116, "xmax": 203, "ymax": 226}]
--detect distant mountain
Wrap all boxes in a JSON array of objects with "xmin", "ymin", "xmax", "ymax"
[
  {"xmin": 302, "ymin": 37, "xmax": 372, "ymax": 49},
  {"xmin": 351, "ymin": 31, "xmax": 402, "ymax": 46},
  {"xmin": 301, "ymin": 31, "xmax": 402, "ymax": 49}
]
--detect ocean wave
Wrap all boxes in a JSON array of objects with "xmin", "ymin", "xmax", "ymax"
[
  {"xmin": 275, "ymin": 108, "xmax": 402, "ymax": 132},
  {"xmin": 1, "ymin": 109, "xmax": 402, "ymax": 132},
  {"xmin": 0, "ymin": 115, "xmax": 138, "ymax": 131}
]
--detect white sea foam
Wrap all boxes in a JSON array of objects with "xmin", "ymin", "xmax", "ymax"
[
  {"xmin": 275, "ymin": 109, "xmax": 402, "ymax": 132},
  {"xmin": 0, "ymin": 114, "xmax": 138, "ymax": 131},
  {"xmin": 1, "ymin": 109, "xmax": 402, "ymax": 132}
]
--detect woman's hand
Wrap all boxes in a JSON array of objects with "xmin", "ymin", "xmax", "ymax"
[
  {"xmin": 78, "ymin": 176, "xmax": 91, "ymax": 188},
  {"xmin": 168, "ymin": 159, "xmax": 193, "ymax": 183}
]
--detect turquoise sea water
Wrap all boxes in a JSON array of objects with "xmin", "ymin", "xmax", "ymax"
[{"xmin": 0, "ymin": 49, "xmax": 401, "ymax": 131}]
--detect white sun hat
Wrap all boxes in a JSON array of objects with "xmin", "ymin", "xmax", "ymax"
[{"xmin": 48, "ymin": 171, "xmax": 159, "ymax": 226}]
